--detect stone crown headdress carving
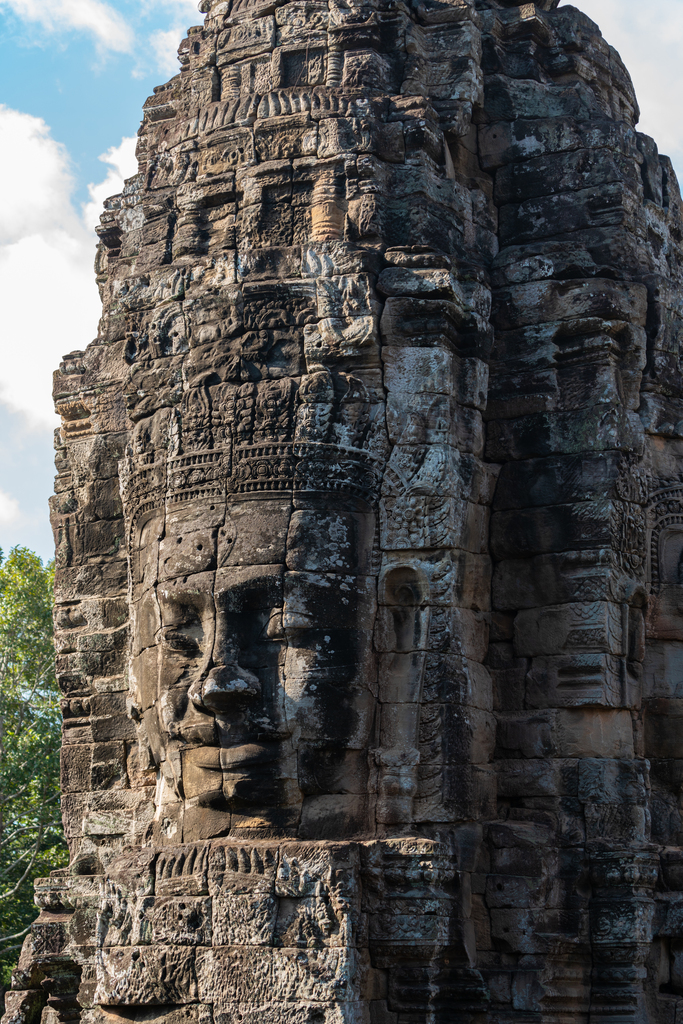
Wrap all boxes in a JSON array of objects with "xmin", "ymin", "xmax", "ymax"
[{"xmin": 121, "ymin": 369, "xmax": 383, "ymax": 529}]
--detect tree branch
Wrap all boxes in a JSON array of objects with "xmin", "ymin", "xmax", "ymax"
[
  {"xmin": 0, "ymin": 828, "xmax": 44, "ymax": 901},
  {"xmin": 0, "ymin": 925, "xmax": 31, "ymax": 944}
]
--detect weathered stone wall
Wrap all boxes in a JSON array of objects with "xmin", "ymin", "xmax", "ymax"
[{"xmin": 5, "ymin": 0, "xmax": 683, "ymax": 1021}]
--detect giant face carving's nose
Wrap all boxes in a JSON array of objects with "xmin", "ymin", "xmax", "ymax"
[
  {"xmin": 196, "ymin": 564, "xmax": 286, "ymax": 717},
  {"xmin": 199, "ymin": 662, "xmax": 261, "ymax": 713}
]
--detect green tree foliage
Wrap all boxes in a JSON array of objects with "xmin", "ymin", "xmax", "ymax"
[{"xmin": 0, "ymin": 547, "xmax": 67, "ymax": 983}]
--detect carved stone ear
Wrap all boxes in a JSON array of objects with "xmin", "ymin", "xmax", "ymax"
[
  {"xmin": 70, "ymin": 851, "xmax": 104, "ymax": 876},
  {"xmin": 378, "ymin": 564, "xmax": 430, "ymax": 607},
  {"xmin": 376, "ymin": 565, "xmax": 431, "ymax": 654}
]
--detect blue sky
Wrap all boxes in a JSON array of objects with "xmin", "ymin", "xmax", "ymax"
[
  {"xmin": 0, "ymin": 0, "xmax": 681, "ymax": 564},
  {"xmin": 0, "ymin": 0, "xmax": 203, "ymax": 205}
]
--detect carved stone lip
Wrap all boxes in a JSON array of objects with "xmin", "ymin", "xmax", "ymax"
[{"xmin": 219, "ymin": 742, "xmax": 283, "ymax": 767}]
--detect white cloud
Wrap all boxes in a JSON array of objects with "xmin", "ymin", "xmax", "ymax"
[
  {"xmin": 566, "ymin": 0, "xmax": 683, "ymax": 180},
  {"xmin": 0, "ymin": 106, "xmax": 104, "ymax": 428},
  {"xmin": 83, "ymin": 136, "xmax": 138, "ymax": 232},
  {"xmin": 136, "ymin": 0, "xmax": 202, "ymax": 77},
  {"xmin": 1, "ymin": 0, "xmax": 202, "ymax": 76},
  {"xmin": 0, "ymin": 0, "xmax": 133, "ymax": 52},
  {"xmin": 0, "ymin": 490, "xmax": 20, "ymax": 527},
  {"xmin": 0, "ymin": 107, "xmax": 80, "ymax": 246},
  {"xmin": 0, "ymin": 233, "xmax": 100, "ymax": 426},
  {"xmin": 149, "ymin": 26, "xmax": 186, "ymax": 76}
]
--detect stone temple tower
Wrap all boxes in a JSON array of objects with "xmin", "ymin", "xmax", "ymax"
[{"xmin": 5, "ymin": 0, "xmax": 683, "ymax": 1020}]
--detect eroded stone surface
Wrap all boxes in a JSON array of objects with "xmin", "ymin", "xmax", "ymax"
[{"xmin": 8, "ymin": 0, "xmax": 683, "ymax": 1020}]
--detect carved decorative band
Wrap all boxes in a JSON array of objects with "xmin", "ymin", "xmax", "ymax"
[
  {"xmin": 293, "ymin": 442, "xmax": 381, "ymax": 503},
  {"xmin": 229, "ymin": 442, "xmax": 296, "ymax": 494},
  {"xmin": 122, "ymin": 441, "xmax": 382, "ymax": 519},
  {"xmin": 227, "ymin": 442, "xmax": 380, "ymax": 502},
  {"xmin": 167, "ymin": 451, "xmax": 225, "ymax": 471},
  {"xmin": 167, "ymin": 486, "xmax": 225, "ymax": 506}
]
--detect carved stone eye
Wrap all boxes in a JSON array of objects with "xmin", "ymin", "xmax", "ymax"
[{"xmin": 160, "ymin": 626, "xmax": 201, "ymax": 653}]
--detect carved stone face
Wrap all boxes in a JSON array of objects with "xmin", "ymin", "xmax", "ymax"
[{"xmin": 127, "ymin": 392, "xmax": 382, "ymax": 840}]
